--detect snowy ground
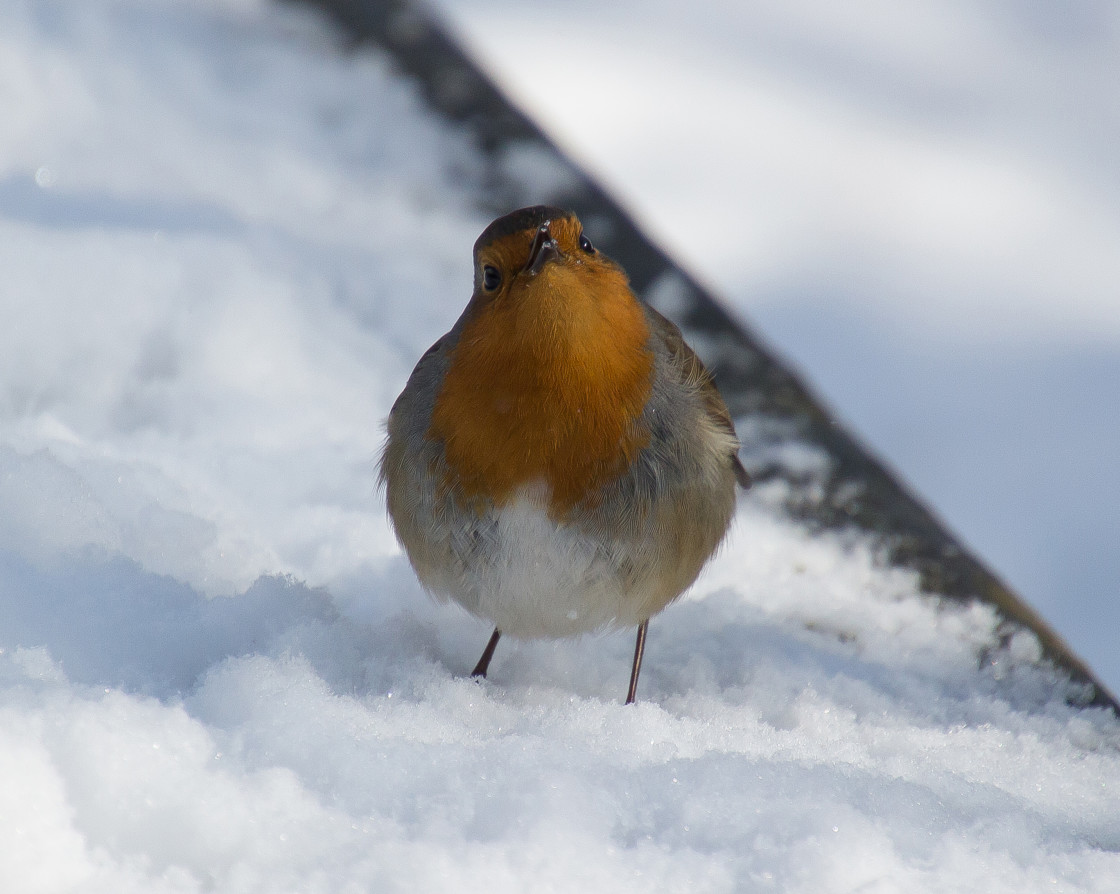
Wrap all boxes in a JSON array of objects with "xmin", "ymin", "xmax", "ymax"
[
  {"xmin": 430, "ymin": 0, "xmax": 1120, "ymax": 700},
  {"xmin": 1, "ymin": 1, "xmax": 1119, "ymax": 891}
]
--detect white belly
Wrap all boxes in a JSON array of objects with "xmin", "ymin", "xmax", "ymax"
[{"xmin": 431, "ymin": 495, "xmax": 640, "ymax": 639}]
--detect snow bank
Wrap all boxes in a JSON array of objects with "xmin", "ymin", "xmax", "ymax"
[{"xmin": 1, "ymin": 1, "xmax": 1118, "ymax": 890}]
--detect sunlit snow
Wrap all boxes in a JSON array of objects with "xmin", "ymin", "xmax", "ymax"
[{"xmin": 1, "ymin": 1, "xmax": 1118, "ymax": 891}]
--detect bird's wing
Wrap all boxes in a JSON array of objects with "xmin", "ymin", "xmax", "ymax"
[{"xmin": 644, "ymin": 304, "xmax": 751, "ymax": 489}]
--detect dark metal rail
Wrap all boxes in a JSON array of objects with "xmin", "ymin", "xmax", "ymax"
[{"xmin": 292, "ymin": 0, "xmax": 1116, "ymax": 712}]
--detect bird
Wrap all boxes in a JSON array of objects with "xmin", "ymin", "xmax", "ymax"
[{"xmin": 379, "ymin": 205, "xmax": 749, "ymax": 703}]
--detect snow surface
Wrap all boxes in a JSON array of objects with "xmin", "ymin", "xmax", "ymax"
[
  {"xmin": 1, "ymin": 0, "xmax": 1119, "ymax": 890},
  {"xmin": 430, "ymin": 0, "xmax": 1120, "ymax": 699}
]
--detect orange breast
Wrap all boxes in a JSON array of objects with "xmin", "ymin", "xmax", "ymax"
[{"xmin": 429, "ymin": 264, "xmax": 653, "ymax": 518}]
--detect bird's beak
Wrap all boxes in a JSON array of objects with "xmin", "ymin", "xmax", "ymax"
[{"xmin": 526, "ymin": 222, "xmax": 561, "ymax": 275}]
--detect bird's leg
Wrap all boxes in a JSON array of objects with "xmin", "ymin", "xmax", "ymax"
[
  {"xmin": 471, "ymin": 628, "xmax": 502, "ymax": 678},
  {"xmin": 625, "ymin": 619, "xmax": 649, "ymax": 705}
]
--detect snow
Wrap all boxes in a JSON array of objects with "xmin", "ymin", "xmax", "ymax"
[
  {"xmin": 429, "ymin": 0, "xmax": 1120, "ymax": 700},
  {"xmin": 1, "ymin": 0, "xmax": 1118, "ymax": 890}
]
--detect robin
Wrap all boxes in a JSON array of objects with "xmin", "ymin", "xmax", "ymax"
[{"xmin": 380, "ymin": 206, "xmax": 749, "ymax": 703}]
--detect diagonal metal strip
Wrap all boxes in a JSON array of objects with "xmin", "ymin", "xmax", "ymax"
[{"xmin": 292, "ymin": 0, "xmax": 1117, "ymax": 712}]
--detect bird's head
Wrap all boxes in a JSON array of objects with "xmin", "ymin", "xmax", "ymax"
[{"xmin": 469, "ymin": 206, "xmax": 632, "ymax": 326}]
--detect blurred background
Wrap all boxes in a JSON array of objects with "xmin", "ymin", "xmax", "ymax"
[{"xmin": 428, "ymin": 0, "xmax": 1120, "ymax": 694}]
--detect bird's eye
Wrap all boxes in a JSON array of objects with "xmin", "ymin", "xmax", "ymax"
[
  {"xmin": 578, "ymin": 233, "xmax": 596, "ymax": 254},
  {"xmin": 482, "ymin": 265, "xmax": 502, "ymax": 291}
]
